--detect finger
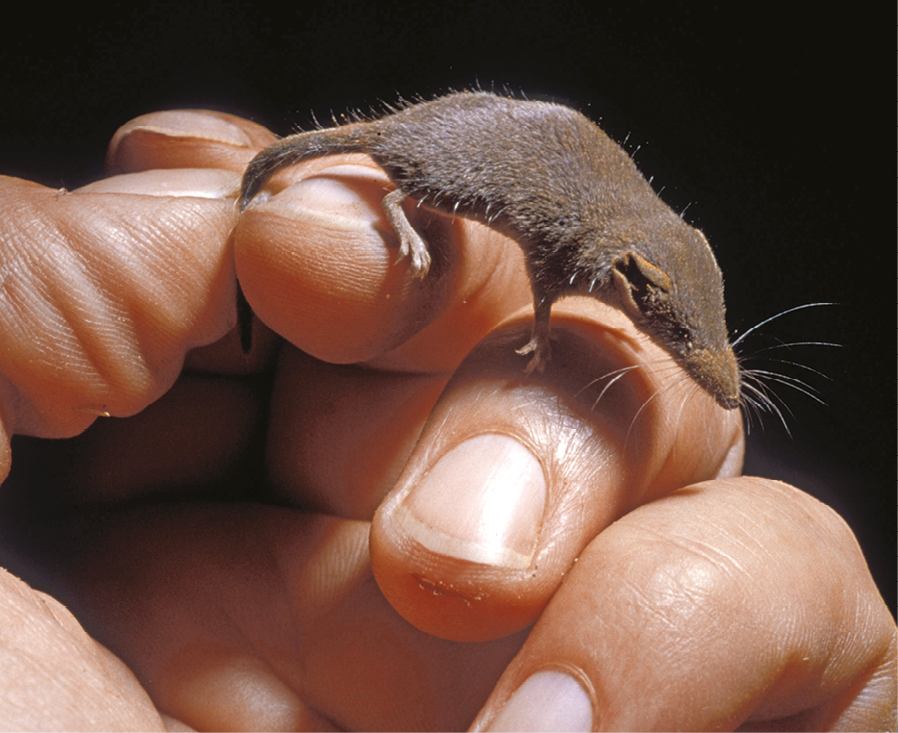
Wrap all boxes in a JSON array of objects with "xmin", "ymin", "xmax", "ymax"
[
  {"xmin": 470, "ymin": 478, "xmax": 897, "ymax": 732},
  {"xmin": 370, "ymin": 300, "xmax": 744, "ymax": 641},
  {"xmin": 0, "ymin": 173, "xmax": 238, "ymax": 481},
  {"xmin": 19, "ymin": 505, "xmax": 526, "ymax": 732},
  {"xmin": 232, "ymin": 158, "xmax": 532, "ymax": 371},
  {"xmin": 0, "ymin": 567, "xmax": 166, "ymax": 730},
  {"xmin": 100, "ymin": 109, "xmax": 285, "ymax": 369},
  {"xmin": 105, "ymin": 110, "xmax": 278, "ymax": 175}
]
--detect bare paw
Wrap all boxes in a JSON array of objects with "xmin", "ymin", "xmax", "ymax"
[
  {"xmin": 398, "ymin": 234, "xmax": 431, "ymax": 278},
  {"xmin": 517, "ymin": 337, "xmax": 550, "ymax": 373},
  {"xmin": 383, "ymin": 187, "xmax": 431, "ymax": 278}
]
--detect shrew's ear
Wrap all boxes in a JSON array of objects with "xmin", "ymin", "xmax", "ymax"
[{"xmin": 611, "ymin": 251, "xmax": 673, "ymax": 322}]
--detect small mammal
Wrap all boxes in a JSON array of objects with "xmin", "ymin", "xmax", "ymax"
[{"xmin": 238, "ymin": 91, "xmax": 740, "ymax": 410}]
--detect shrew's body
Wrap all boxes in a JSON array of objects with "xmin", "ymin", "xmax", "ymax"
[{"xmin": 238, "ymin": 92, "xmax": 740, "ymax": 409}]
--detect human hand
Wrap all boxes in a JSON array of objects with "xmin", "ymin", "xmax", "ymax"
[{"xmin": 0, "ymin": 109, "xmax": 893, "ymax": 730}]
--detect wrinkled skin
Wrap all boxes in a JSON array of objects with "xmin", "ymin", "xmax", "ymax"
[{"xmin": 0, "ymin": 110, "xmax": 893, "ymax": 731}]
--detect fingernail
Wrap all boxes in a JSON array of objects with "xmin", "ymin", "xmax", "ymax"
[
  {"xmin": 110, "ymin": 110, "xmax": 254, "ymax": 149},
  {"xmin": 75, "ymin": 169, "xmax": 240, "ymax": 199},
  {"xmin": 394, "ymin": 434, "xmax": 546, "ymax": 569},
  {"xmin": 488, "ymin": 671, "xmax": 594, "ymax": 732}
]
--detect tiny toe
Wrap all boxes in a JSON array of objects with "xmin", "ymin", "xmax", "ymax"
[
  {"xmin": 411, "ymin": 251, "xmax": 431, "ymax": 278},
  {"xmin": 518, "ymin": 335, "xmax": 551, "ymax": 373},
  {"xmin": 525, "ymin": 352, "xmax": 546, "ymax": 374},
  {"xmin": 516, "ymin": 339, "xmax": 537, "ymax": 356}
]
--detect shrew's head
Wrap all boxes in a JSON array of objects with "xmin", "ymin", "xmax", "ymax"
[{"xmin": 578, "ymin": 219, "xmax": 740, "ymax": 410}]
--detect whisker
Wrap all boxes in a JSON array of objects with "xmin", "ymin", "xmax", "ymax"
[
  {"xmin": 573, "ymin": 356, "xmax": 685, "ymax": 435},
  {"xmin": 746, "ymin": 357, "xmax": 833, "ymax": 382},
  {"xmin": 743, "ymin": 367, "xmax": 822, "ymax": 393},
  {"xmin": 624, "ymin": 389, "xmax": 664, "ymax": 447},
  {"xmin": 672, "ymin": 377, "xmax": 712, "ymax": 449},
  {"xmin": 742, "ymin": 389, "xmax": 778, "ymax": 435},
  {"xmin": 574, "ymin": 362, "xmax": 647, "ymax": 404},
  {"xmin": 744, "ymin": 340, "xmax": 842, "ymax": 354},
  {"xmin": 591, "ymin": 371, "xmax": 632, "ymax": 410},
  {"xmin": 743, "ymin": 369, "xmax": 827, "ymax": 406},
  {"xmin": 739, "ymin": 392, "xmax": 760, "ymax": 434},
  {"xmin": 623, "ymin": 367, "xmax": 697, "ymax": 447},
  {"xmin": 731, "ymin": 302, "xmax": 836, "ymax": 348},
  {"xmin": 740, "ymin": 380, "xmax": 793, "ymax": 436},
  {"xmin": 727, "ymin": 300, "xmax": 840, "ymax": 434}
]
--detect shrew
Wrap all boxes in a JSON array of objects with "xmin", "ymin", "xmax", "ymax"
[{"xmin": 237, "ymin": 91, "xmax": 740, "ymax": 410}]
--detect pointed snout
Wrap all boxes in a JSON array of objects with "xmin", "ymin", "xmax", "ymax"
[{"xmin": 683, "ymin": 346, "xmax": 741, "ymax": 410}]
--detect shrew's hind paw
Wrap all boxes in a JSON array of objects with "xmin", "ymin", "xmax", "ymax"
[
  {"xmin": 382, "ymin": 187, "xmax": 431, "ymax": 278},
  {"xmin": 517, "ymin": 336, "xmax": 551, "ymax": 374},
  {"xmin": 516, "ymin": 338, "xmax": 537, "ymax": 356},
  {"xmin": 398, "ymin": 231, "xmax": 431, "ymax": 277}
]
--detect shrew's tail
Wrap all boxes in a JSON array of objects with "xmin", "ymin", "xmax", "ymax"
[{"xmin": 238, "ymin": 126, "xmax": 368, "ymax": 210}]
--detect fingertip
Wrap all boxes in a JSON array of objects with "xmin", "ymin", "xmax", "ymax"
[
  {"xmin": 368, "ymin": 314, "xmax": 743, "ymax": 643},
  {"xmin": 105, "ymin": 110, "xmax": 277, "ymax": 175},
  {"xmin": 395, "ymin": 434, "xmax": 546, "ymax": 571},
  {"xmin": 371, "ymin": 434, "xmax": 552, "ymax": 642},
  {"xmin": 367, "ymin": 339, "xmax": 623, "ymax": 642},
  {"xmin": 233, "ymin": 165, "xmax": 453, "ymax": 364},
  {"xmin": 474, "ymin": 669, "xmax": 595, "ymax": 732}
]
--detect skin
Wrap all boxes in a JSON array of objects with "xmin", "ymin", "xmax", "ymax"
[
  {"xmin": 238, "ymin": 92, "xmax": 740, "ymax": 409},
  {"xmin": 0, "ymin": 109, "xmax": 893, "ymax": 730}
]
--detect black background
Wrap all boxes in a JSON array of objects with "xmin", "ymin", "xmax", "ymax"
[{"xmin": 2, "ymin": 3, "xmax": 893, "ymax": 612}]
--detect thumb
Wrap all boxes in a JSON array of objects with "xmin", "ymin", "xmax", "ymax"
[{"xmin": 370, "ymin": 302, "xmax": 743, "ymax": 642}]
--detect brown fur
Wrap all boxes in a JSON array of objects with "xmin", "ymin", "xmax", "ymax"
[{"xmin": 238, "ymin": 92, "xmax": 740, "ymax": 409}]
